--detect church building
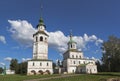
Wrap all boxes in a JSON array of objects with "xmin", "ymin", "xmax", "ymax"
[
  {"xmin": 63, "ymin": 33, "xmax": 97, "ymax": 74},
  {"xmin": 27, "ymin": 18, "xmax": 53, "ymax": 75}
]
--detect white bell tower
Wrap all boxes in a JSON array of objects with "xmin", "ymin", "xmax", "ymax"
[{"xmin": 33, "ymin": 18, "xmax": 49, "ymax": 60}]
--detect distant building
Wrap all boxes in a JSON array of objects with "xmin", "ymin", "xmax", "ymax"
[
  {"xmin": 27, "ymin": 18, "xmax": 53, "ymax": 75},
  {"xmin": 63, "ymin": 33, "xmax": 97, "ymax": 74},
  {"xmin": 6, "ymin": 69, "xmax": 15, "ymax": 75}
]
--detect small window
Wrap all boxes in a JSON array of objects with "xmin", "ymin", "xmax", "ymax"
[
  {"xmin": 84, "ymin": 61, "xmax": 85, "ymax": 64},
  {"xmin": 74, "ymin": 61, "xmax": 75, "ymax": 64},
  {"xmin": 72, "ymin": 70, "xmax": 74, "ymax": 73},
  {"xmin": 76, "ymin": 55, "xmax": 78, "ymax": 58},
  {"xmin": 71, "ymin": 45, "xmax": 72, "ymax": 48},
  {"xmin": 47, "ymin": 63, "xmax": 49, "ymax": 66},
  {"xmin": 33, "ymin": 62, "xmax": 35, "ymax": 66},
  {"xmin": 72, "ymin": 55, "xmax": 74, "ymax": 58},
  {"xmin": 45, "ymin": 37, "xmax": 47, "ymax": 41},
  {"xmin": 40, "ymin": 63, "xmax": 42, "ymax": 66},
  {"xmin": 79, "ymin": 61, "xmax": 81, "ymax": 64},
  {"xmin": 79, "ymin": 56, "xmax": 81, "ymax": 58},
  {"xmin": 40, "ymin": 36, "xmax": 43, "ymax": 41}
]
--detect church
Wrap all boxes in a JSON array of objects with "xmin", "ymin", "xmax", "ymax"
[
  {"xmin": 27, "ymin": 4, "xmax": 97, "ymax": 75},
  {"xmin": 27, "ymin": 17, "xmax": 97, "ymax": 75},
  {"xmin": 63, "ymin": 33, "xmax": 97, "ymax": 74}
]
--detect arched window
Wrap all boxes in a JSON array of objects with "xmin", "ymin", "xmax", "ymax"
[
  {"xmin": 40, "ymin": 36, "xmax": 43, "ymax": 41},
  {"xmin": 36, "ymin": 37, "xmax": 38, "ymax": 42},
  {"xmin": 79, "ymin": 56, "xmax": 81, "ymax": 58},
  {"xmin": 72, "ymin": 55, "xmax": 74, "ymax": 58},
  {"xmin": 76, "ymin": 55, "xmax": 78, "ymax": 58},
  {"xmin": 40, "ymin": 63, "xmax": 42, "ymax": 66},
  {"xmin": 33, "ymin": 62, "xmax": 35, "ymax": 66},
  {"xmin": 47, "ymin": 63, "xmax": 49, "ymax": 66},
  {"xmin": 71, "ymin": 45, "xmax": 72, "ymax": 48},
  {"xmin": 74, "ymin": 61, "xmax": 75, "ymax": 64}
]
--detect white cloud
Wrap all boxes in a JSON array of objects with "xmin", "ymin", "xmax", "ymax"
[
  {"xmin": 96, "ymin": 39, "xmax": 103, "ymax": 46},
  {"xmin": 22, "ymin": 58, "xmax": 31, "ymax": 62},
  {"xmin": 4, "ymin": 57, "xmax": 12, "ymax": 61},
  {"xmin": 0, "ymin": 35, "xmax": 6, "ymax": 44},
  {"xmin": 8, "ymin": 20, "xmax": 36, "ymax": 47},
  {"xmin": 91, "ymin": 57, "xmax": 103, "ymax": 64},
  {"xmin": 48, "ymin": 31, "xmax": 68, "ymax": 53},
  {"xmin": 0, "ymin": 62, "xmax": 5, "ymax": 66},
  {"xmin": 8, "ymin": 20, "xmax": 103, "ymax": 54}
]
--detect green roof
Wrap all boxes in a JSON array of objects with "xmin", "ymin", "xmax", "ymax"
[
  {"xmin": 63, "ymin": 49, "xmax": 82, "ymax": 54},
  {"xmin": 68, "ymin": 40, "xmax": 77, "ymax": 44},
  {"xmin": 78, "ymin": 63, "xmax": 90, "ymax": 67},
  {"xmin": 68, "ymin": 33, "xmax": 77, "ymax": 44},
  {"xmin": 36, "ymin": 17, "xmax": 46, "ymax": 28},
  {"xmin": 39, "ymin": 17, "xmax": 44, "ymax": 26},
  {"xmin": 28, "ymin": 59, "xmax": 52, "ymax": 61}
]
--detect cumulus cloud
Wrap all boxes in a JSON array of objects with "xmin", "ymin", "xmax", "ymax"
[
  {"xmin": 8, "ymin": 20, "xmax": 36, "ymax": 47},
  {"xmin": 0, "ymin": 35, "xmax": 6, "ymax": 44},
  {"xmin": 4, "ymin": 57, "xmax": 12, "ymax": 61},
  {"xmin": 0, "ymin": 62, "xmax": 5, "ymax": 66},
  {"xmin": 91, "ymin": 57, "xmax": 102, "ymax": 64},
  {"xmin": 48, "ymin": 31, "xmax": 68, "ymax": 53},
  {"xmin": 22, "ymin": 58, "xmax": 31, "ymax": 62},
  {"xmin": 8, "ymin": 20, "xmax": 103, "ymax": 53}
]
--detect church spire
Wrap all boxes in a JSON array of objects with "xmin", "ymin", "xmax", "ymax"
[
  {"xmin": 36, "ymin": 0, "xmax": 46, "ymax": 30},
  {"xmin": 70, "ymin": 30, "xmax": 73, "ymax": 42}
]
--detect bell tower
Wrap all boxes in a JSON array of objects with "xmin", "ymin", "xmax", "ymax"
[{"xmin": 32, "ymin": 18, "xmax": 49, "ymax": 60}]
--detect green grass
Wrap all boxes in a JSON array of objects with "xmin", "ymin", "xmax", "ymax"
[
  {"xmin": 0, "ymin": 74, "xmax": 60, "ymax": 81},
  {"xmin": 0, "ymin": 72, "xmax": 120, "ymax": 81},
  {"xmin": 44, "ymin": 72, "xmax": 120, "ymax": 81}
]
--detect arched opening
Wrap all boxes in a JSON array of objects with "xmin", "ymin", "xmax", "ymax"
[
  {"xmin": 31, "ymin": 70, "xmax": 36, "ymax": 75},
  {"xmin": 38, "ymin": 70, "xmax": 43, "ymax": 75},
  {"xmin": 71, "ymin": 44, "xmax": 72, "ymax": 48},
  {"xmin": 76, "ymin": 55, "xmax": 78, "ymax": 58},
  {"xmin": 79, "ymin": 56, "xmax": 81, "ymax": 58},
  {"xmin": 33, "ymin": 62, "xmax": 35, "ymax": 66},
  {"xmin": 40, "ymin": 36, "xmax": 43, "ymax": 41},
  {"xmin": 46, "ymin": 70, "xmax": 50, "ymax": 74},
  {"xmin": 72, "ymin": 55, "xmax": 74, "ymax": 58},
  {"xmin": 36, "ymin": 37, "xmax": 38, "ymax": 42},
  {"xmin": 47, "ymin": 63, "xmax": 49, "ymax": 66}
]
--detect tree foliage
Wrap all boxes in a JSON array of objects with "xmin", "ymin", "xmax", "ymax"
[
  {"xmin": 10, "ymin": 59, "xmax": 18, "ymax": 73},
  {"xmin": 101, "ymin": 36, "xmax": 120, "ymax": 72},
  {"xmin": 18, "ymin": 62, "xmax": 27, "ymax": 74},
  {"xmin": 0, "ymin": 67, "xmax": 3, "ymax": 74},
  {"xmin": 10, "ymin": 59, "xmax": 27, "ymax": 74}
]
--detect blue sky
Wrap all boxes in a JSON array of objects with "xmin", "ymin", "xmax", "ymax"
[{"xmin": 0, "ymin": 0, "xmax": 120, "ymax": 68}]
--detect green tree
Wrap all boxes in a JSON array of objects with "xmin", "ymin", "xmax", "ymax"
[
  {"xmin": 102, "ymin": 36, "xmax": 120, "ymax": 72},
  {"xmin": 18, "ymin": 62, "xmax": 27, "ymax": 74},
  {"xmin": 0, "ymin": 67, "xmax": 3, "ymax": 74},
  {"xmin": 10, "ymin": 59, "xmax": 18, "ymax": 73}
]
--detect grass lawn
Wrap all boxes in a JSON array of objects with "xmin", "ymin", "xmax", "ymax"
[
  {"xmin": 0, "ymin": 72, "xmax": 120, "ymax": 81},
  {"xmin": 0, "ymin": 74, "xmax": 60, "ymax": 81},
  {"xmin": 44, "ymin": 72, "xmax": 120, "ymax": 81}
]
